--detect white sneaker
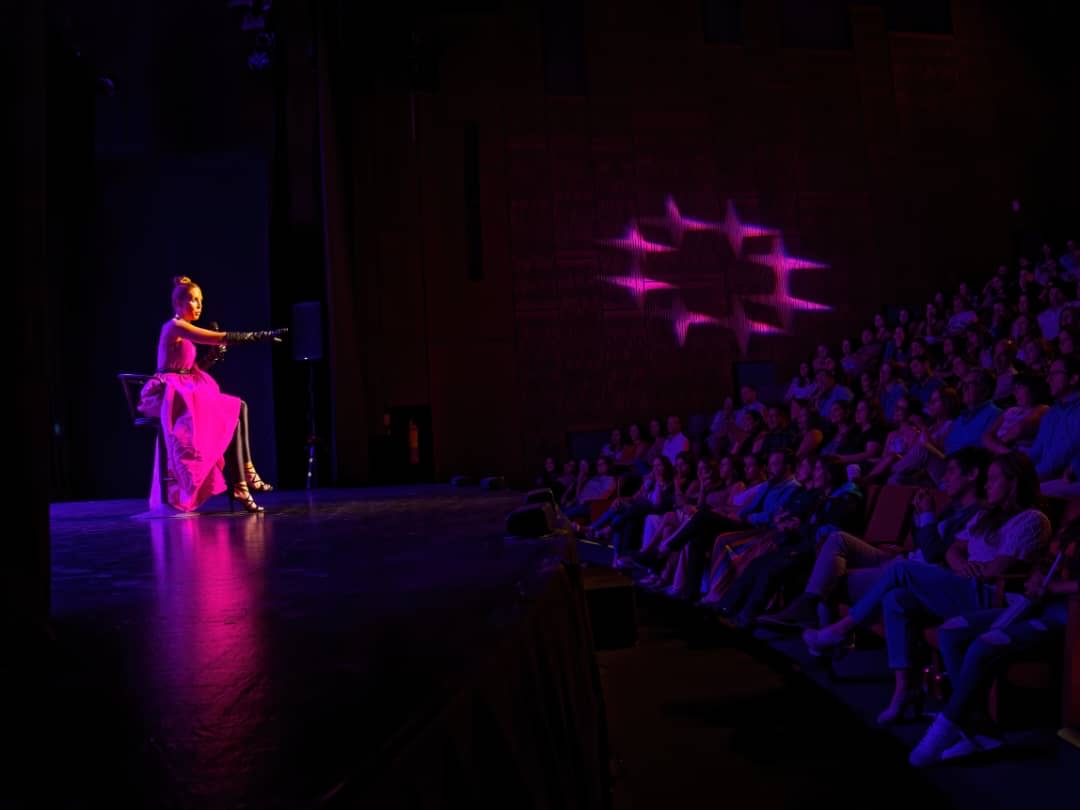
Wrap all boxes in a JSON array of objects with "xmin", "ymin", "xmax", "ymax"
[
  {"xmin": 940, "ymin": 733, "xmax": 1004, "ymax": 761},
  {"xmin": 909, "ymin": 713, "xmax": 964, "ymax": 767}
]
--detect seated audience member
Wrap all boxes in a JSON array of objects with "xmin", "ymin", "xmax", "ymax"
[
  {"xmin": 907, "ymin": 355, "xmax": 943, "ymax": 409},
  {"xmin": 751, "ymin": 405, "xmax": 798, "ymax": 458},
  {"xmin": 865, "ymin": 411, "xmax": 925, "ymax": 483},
  {"xmin": 887, "ymin": 385, "xmax": 960, "ymax": 486},
  {"xmin": 882, "ymin": 326, "xmax": 909, "ymax": 365},
  {"xmin": 760, "ymin": 447, "xmax": 990, "ymax": 630},
  {"xmin": 707, "ymin": 397, "xmax": 736, "ymax": 458},
  {"xmin": 873, "ymin": 311, "xmax": 890, "ymax": 344},
  {"xmin": 1057, "ymin": 324, "xmax": 1077, "ymax": 359},
  {"xmin": 829, "ymin": 398, "xmax": 886, "ymax": 475},
  {"xmin": 812, "ymin": 343, "xmax": 837, "ymax": 375},
  {"xmin": 600, "ymin": 427, "xmax": 629, "ymax": 466},
  {"xmin": 536, "ymin": 456, "xmax": 570, "ymax": 501},
  {"xmin": 1036, "ymin": 280, "xmax": 1072, "ymax": 340},
  {"xmin": 637, "ymin": 450, "xmax": 698, "ymax": 553},
  {"xmin": 588, "ymin": 456, "xmax": 675, "ymax": 567},
  {"xmin": 623, "ymin": 422, "xmax": 649, "ymax": 470},
  {"xmin": 1017, "ymin": 334, "xmax": 1051, "ymax": 377},
  {"xmin": 946, "ymin": 294, "xmax": 978, "ymax": 335},
  {"xmin": 817, "ymin": 400, "xmax": 853, "ymax": 458},
  {"xmin": 909, "ymin": 516, "xmax": 1080, "ymax": 767},
  {"xmin": 637, "ymin": 457, "xmax": 729, "ymax": 583},
  {"xmin": 989, "ymin": 338, "xmax": 1019, "ymax": 403},
  {"xmin": 1026, "ymin": 355, "xmax": 1080, "ymax": 496},
  {"xmin": 919, "ymin": 301, "xmax": 947, "ymax": 343},
  {"xmin": 561, "ymin": 458, "xmax": 591, "ymax": 509},
  {"xmin": 661, "ymin": 415, "xmax": 691, "ymax": 464},
  {"xmin": 813, "ymin": 368, "xmax": 853, "ymax": 421},
  {"xmin": 715, "ymin": 459, "xmax": 864, "ymax": 627},
  {"xmin": 633, "ymin": 417, "xmax": 665, "ymax": 476},
  {"xmin": 1059, "ymin": 238, "xmax": 1080, "ymax": 281},
  {"xmin": 658, "ymin": 450, "xmax": 801, "ymax": 599},
  {"xmin": 878, "ymin": 361, "xmax": 908, "ymax": 424},
  {"xmin": 562, "ymin": 456, "xmax": 617, "ymax": 521},
  {"xmin": 987, "ymin": 301, "xmax": 1014, "ymax": 343},
  {"xmin": 790, "ymin": 397, "xmax": 825, "ymax": 460},
  {"xmin": 896, "ymin": 306, "xmax": 914, "ymax": 338},
  {"xmin": 672, "ymin": 451, "xmax": 698, "ymax": 504},
  {"xmin": 981, "ymin": 374, "xmax": 1049, "ymax": 455},
  {"xmin": 785, "ymin": 362, "xmax": 817, "ymax": 403},
  {"xmin": 837, "ymin": 338, "xmax": 857, "ymax": 380},
  {"xmin": 943, "ymin": 369, "xmax": 1002, "ymax": 455},
  {"xmin": 858, "ymin": 370, "xmax": 879, "ymax": 404},
  {"xmin": 727, "ymin": 409, "xmax": 766, "ymax": 458},
  {"xmin": 934, "ymin": 335, "xmax": 961, "ymax": 381},
  {"xmin": 853, "ymin": 328, "xmax": 883, "ymax": 375},
  {"xmin": 736, "ymin": 384, "xmax": 767, "ymax": 421},
  {"xmin": 804, "ymin": 452, "xmax": 1050, "ymax": 726}
]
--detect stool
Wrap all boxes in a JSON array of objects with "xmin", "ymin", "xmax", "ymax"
[{"xmin": 117, "ymin": 373, "xmax": 172, "ymax": 509}]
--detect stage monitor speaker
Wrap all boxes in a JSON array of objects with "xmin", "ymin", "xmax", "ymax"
[
  {"xmin": 525, "ymin": 488, "xmax": 557, "ymax": 507},
  {"xmin": 505, "ymin": 502, "xmax": 557, "ymax": 538},
  {"xmin": 292, "ymin": 301, "xmax": 323, "ymax": 361},
  {"xmin": 583, "ymin": 567, "xmax": 637, "ymax": 650}
]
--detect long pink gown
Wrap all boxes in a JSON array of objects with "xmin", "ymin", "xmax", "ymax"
[{"xmin": 142, "ymin": 332, "xmax": 241, "ymax": 511}]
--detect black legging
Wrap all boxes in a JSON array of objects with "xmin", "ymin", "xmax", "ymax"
[{"xmin": 224, "ymin": 400, "xmax": 254, "ymax": 486}]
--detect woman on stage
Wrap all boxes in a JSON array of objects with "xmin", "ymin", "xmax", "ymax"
[{"xmin": 140, "ymin": 275, "xmax": 286, "ymax": 513}]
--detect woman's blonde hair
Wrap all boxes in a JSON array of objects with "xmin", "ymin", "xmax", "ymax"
[{"xmin": 171, "ymin": 276, "xmax": 200, "ymax": 310}]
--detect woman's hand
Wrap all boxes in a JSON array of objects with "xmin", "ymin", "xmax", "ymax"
[{"xmin": 1023, "ymin": 571, "xmax": 1046, "ymax": 600}]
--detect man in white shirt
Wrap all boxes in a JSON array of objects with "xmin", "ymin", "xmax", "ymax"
[{"xmin": 661, "ymin": 415, "xmax": 690, "ymax": 463}]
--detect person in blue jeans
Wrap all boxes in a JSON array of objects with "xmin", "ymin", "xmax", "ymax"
[
  {"xmin": 908, "ymin": 516, "xmax": 1080, "ymax": 766},
  {"xmin": 588, "ymin": 455, "xmax": 675, "ymax": 568},
  {"xmin": 803, "ymin": 452, "xmax": 1051, "ymax": 726}
]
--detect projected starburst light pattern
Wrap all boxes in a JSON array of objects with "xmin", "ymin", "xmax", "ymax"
[{"xmin": 596, "ymin": 196, "xmax": 832, "ymax": 353}]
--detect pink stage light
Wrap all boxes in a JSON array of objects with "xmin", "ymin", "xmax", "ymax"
[
  {"xmin": 596, "ymin": 196, "xmax": 832, "ymax": 352},
  {"xmin": 598, "ymin": 222, "xmax": 677, "ymax": 255},
  {"xmin": 715, "ymin": 200, "xmax": 776, "ymax": 257},
  {"xmin": 602, "ymin": 258, "xmax": 675, "ymax": 309}
]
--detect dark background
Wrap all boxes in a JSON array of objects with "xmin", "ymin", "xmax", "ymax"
[{"xmin": 35, "ymin": 0, "xmax": 1080, "ymax": 504}]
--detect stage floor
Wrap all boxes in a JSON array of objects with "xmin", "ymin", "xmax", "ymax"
[
  {"xmin": 15, "ymin": 485, "xmax": 1077, "ymax": 809},
  {"xmin": 15, "ymin": 485, "xmax": 605, "ymax": 809}
]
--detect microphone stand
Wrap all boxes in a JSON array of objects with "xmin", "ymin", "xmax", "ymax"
[{"xmin": 305, "ymin": 358, "xmax": 318, "ymax": 489}]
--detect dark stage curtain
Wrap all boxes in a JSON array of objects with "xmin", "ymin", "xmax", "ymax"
[{"xmin": 304, "ymin": 0, "xmax": 376, "ymax": 484}]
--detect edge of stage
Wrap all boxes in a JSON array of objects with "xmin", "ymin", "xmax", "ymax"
[{"xmin": 21, "ymin": 485, "xmax": 611, "ymax": 809}]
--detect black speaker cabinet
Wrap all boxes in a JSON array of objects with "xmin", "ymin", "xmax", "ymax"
[
  {"xmin": 292, "ymin": 301, "xmax": 323, "ymax": 361},
  {"xmin": 505, "ymin": 502, "xmax": 557, "ymax": 538},
  {"xmin": 582, "ymin": 567, "xmax": 637, "ymax": 650}
]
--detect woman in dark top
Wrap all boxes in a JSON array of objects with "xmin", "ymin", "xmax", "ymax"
[{"xmin": 831, "ymin": 398, "xmax": 886, "ymax": 475}]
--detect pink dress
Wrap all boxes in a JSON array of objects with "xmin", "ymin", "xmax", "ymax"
[{"xmin": 140, "ymin": 333, "xmax": 241, "ymax": 511}]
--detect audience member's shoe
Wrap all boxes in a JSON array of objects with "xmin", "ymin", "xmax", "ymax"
[
  {"xmin": 757, "ymin": 594, "xmax": 820, "ymax": 629},
  {"xmin": 802, "ymin": 625, "xmax": 852, "ymax": 658},
  {"xmin": 909, "ymin": 713, "xmax": 964, "ymax": 767},
  {"xmin": 940, "ymin": 732, "xmax": 1004, "ymax": 761},
  {"xmin": 877, "ymin": 688, "xmax": 926, "ymax": 725}
]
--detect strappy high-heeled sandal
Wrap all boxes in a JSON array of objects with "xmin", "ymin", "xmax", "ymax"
[
  {"xmin": 230, "ymin": 482, "xmax": 265, "ymax": 513},
  {"xmin": 245, "ymin": 463, "xmax": 274, "ymax": 493}
]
